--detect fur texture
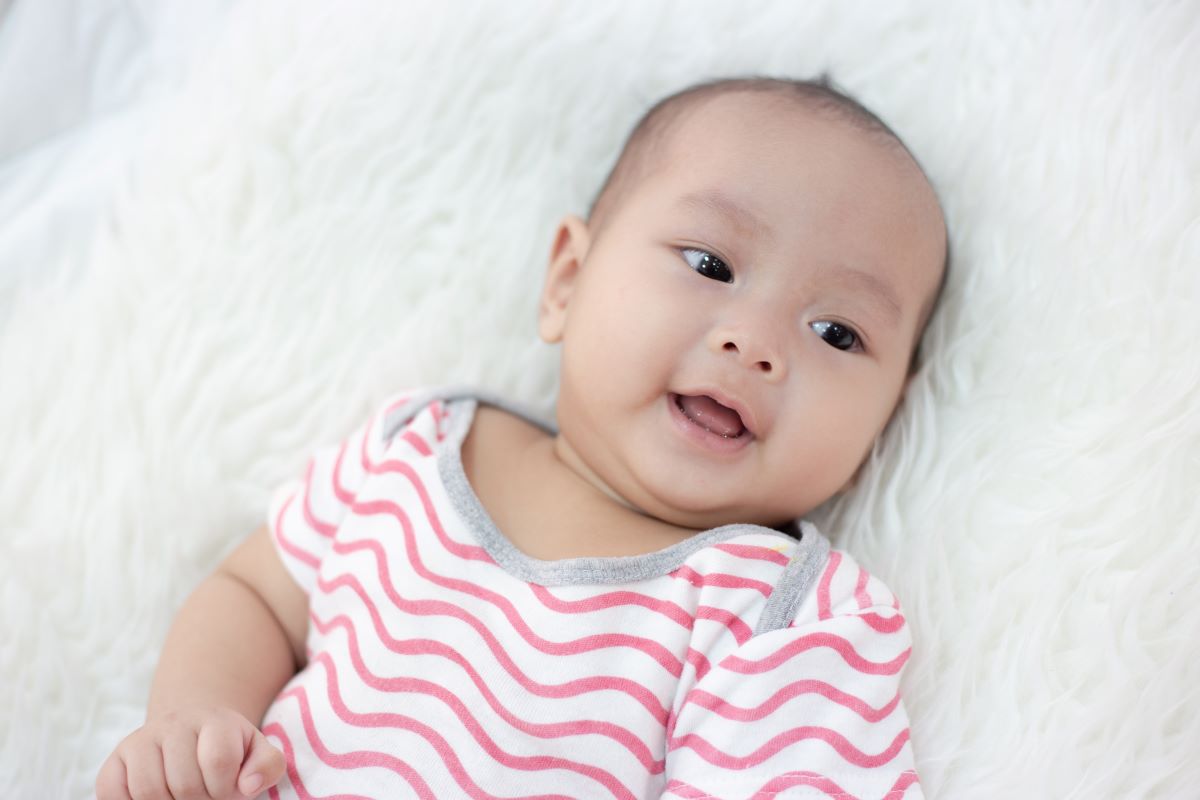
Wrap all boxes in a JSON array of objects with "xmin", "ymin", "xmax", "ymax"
[{"xmin": 1, "ymin": 1, "xmax": 1196, "ymax": 797}]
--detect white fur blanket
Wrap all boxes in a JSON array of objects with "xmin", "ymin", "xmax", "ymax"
[{"xmin": 2, "ymin": 2, "xmax": 1197, "ymax": 797}]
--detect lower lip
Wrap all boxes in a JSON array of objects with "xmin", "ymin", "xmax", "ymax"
[{"xmin": 666, "ymin": 393, "xmax": 754, "ymax": 455}]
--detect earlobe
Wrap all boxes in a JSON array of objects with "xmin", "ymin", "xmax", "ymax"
[{"xmin": 537, "ymin": 215, "xmax": 591, "ymax": 344}]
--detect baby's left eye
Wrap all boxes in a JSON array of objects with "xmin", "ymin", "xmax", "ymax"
[
  {"xmin": 810, "ymin": 320, "xmax": 862, "ymax": 352},
  {"xmin": 681, "ymin": 248, "xmax": 733, "ymax": 283}
]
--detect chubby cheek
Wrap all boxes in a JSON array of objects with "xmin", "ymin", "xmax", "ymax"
[
  {"xmin": 562, "ymin": 267, "xmax": 692, "ymax": 401},
  {"xmin": 770, "ymin": 378, "xmax": 899, "ymax": 513}
]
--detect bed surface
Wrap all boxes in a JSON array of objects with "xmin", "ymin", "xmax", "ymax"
[{"xmin": 1, "ymin": 2, "xmax": 1196, "ymax": 798}]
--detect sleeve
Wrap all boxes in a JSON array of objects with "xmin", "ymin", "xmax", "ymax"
[
  {"xmin": 266, "ymin": 390, "xmax": 419, "ymax": 596},
  {"xmin": 662, "ymin": 551, "xmax": 922, "ymax": 800}
]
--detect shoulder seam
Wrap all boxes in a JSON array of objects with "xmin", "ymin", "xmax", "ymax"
[
  {"xmin": 380, "ymin": 385, "xmax": 555, "ymax": 445},
  {"xmin": 753, "ymin": 522, "xmax": 831, "ymax": 636}
]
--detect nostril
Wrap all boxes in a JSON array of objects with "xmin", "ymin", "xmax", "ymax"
[
  {"xmin": 723, "ymin": 341, "xmax": 738, "ymax": 353},
  {"xmin": 757, "ymin": 361, "xmax": 772, "ymax": 373}
]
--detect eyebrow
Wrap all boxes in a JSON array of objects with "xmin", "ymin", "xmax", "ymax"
[
  {"xmin": 814, "ymin": 263, "xmax": 904, "ymax": 327},
  {"xmin": 678, "ymin": 190, "xmax": 773, "ymax": 241}
]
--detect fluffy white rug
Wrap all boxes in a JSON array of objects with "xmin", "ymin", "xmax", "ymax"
[{"xmin": 2, "ymin": 1, "xmax": 1196, "ymax": 797}]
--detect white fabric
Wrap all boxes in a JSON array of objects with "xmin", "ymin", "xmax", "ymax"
[
  {"xmin": 0, "ymin": 0, "xmax": 236, "ymax": 321},
  {"xmin": 0, "ymin": 2, "xmax": 1196, "ymax": 798}
]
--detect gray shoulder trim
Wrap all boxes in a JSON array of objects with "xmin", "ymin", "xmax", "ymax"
[
  {"xmin": 380, "ymin": 385, "xmax": 555, "ymax": 444},
  {"xmin": 754, "ymin": 521, "xmax": 832, "ymax": 635}
]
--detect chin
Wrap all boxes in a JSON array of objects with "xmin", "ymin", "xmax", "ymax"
[
  {"xmin": 628, "ymin": 479, "xmax": 747, "ymax": 529},
  {"xmin": 641, "ymin": 479, "xmax": 809, "ymax": 531}
]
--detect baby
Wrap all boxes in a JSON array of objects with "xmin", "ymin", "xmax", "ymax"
[{"xmin": 96, "ymin": 76, "xmax": 948, "ymax": 800}]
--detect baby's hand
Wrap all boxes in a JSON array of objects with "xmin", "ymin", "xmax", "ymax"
[{"xmin": 95, "ymin": 706, "xmax": 285, "ymax": 800}]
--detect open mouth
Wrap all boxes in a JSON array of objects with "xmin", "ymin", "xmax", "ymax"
[{"xmin": 671, "ymin": 392, "xmax": 748, "ymax": 439}]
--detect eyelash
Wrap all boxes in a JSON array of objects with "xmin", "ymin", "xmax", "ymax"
[{"xmin": 679, "ymin": 247, "xmax": 864, "ymax": 353}]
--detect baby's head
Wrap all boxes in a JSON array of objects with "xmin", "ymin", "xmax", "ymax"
[{"xmin": 537, "ymin": 77, "xmax": 948, "ymax": 531}]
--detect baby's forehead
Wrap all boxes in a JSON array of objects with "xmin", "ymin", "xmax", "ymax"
[
  {"xmin": 674, "ymin": 91, "xmax": 914, "ymax": 171},
  {"xmin": 616, "ymin": 92, "xmax": 916, "ymax": 211},
  {"xmin": 647, "ymin": 101, "xmax": 929, "ymax": 220},
  {"xmin": 652, "ymin": 94, "xmax": 944, "ymax": 308},
  {"xmin": 594, "ymin": 86, "xmax": 945, "ymax": 269}
]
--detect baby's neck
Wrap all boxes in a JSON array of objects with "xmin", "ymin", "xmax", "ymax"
[{"xmin": 462, "ymin": 406, "xmax": 698, "ymax": 560}]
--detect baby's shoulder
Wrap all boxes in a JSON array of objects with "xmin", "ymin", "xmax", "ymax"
[
  {"xmin": 786, "ymin": 541, "xmax": 908, "ymax": 632},
  {"xmin": 371, "ymin": 386, "xmax": 547, "ymax": 451},
  {"xmin": 697, "ymin": 527, "xmax": 906, "ymax": 636},
  {"xmin": 372, "ymin": 387, "xmax": 457, "ymax": 447}
]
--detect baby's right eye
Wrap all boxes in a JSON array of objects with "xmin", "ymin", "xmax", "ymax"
[{"xmin": 681, "ymin": 248, "xmax": 733, "ymax": 283}]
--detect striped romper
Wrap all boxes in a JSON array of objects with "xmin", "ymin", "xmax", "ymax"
[{"xmin": 260, "ymin": 387, "xmax": 921, "ymax": 800}]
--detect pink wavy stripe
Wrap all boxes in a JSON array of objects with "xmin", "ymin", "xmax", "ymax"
[
  {"xmin": 695, "ymin": 606, "xmax": 754, "ymax": 646},
  {"xmin": 429, "ymin": 400, "xmax": 446, "ymax": 441},
  {"xmin": 274, "ymin": 493, "xmax": 319, "ymax": 570},
  {"xmin": 261, "ymin": 717, "xmax": 429, "ymax": 800},
  {"xmin": 318, "ymin": 555, "xmax": 670, "ymax": 725},
  {"xmin": 712, "ymin": 542, "xmax": 790, "ymax": 566},
  {"xmin": 684, "ymin": 648, "xmax": 712, "ymax": 681},
  {"xmin": 273, "ymin": 685, "xmax": 477, "ymax": 799},
  {"xmin": 325, "ymin": 392, "xmax": 417, "ymax": 515},
  {"xmin": 330, "ymin": 439, "xmax": 355, "ymax": 505},
  {"xmin": 352, "ymin": 497, "xmax": 684, "ymax": 677},
  {"xmin": 669, "ymin": 725, "xmax": 910, "ymax": 770},
  {"xmin": 666, "ymin": 773, "xmax": 849, "ymax": 800},
  {"xmin": 883, "ymin": 769, "xmax": 921, "ymax": 799},
  {"xmin": 748, "ymin": 771, "xmax": 853, "ymax": 799},
  {"xmin": 667, "ymin": 768, "xmax": 919, "ymax": 800},
  {"xmin": 854, "ymin": 565, "xmax": 873, "ymax": 610},
  {"xmin": 722, "ymin": 631, "xmax": 911, "ymax": 676},
  {"xmin": 367, "ymin": 457, "xmax": 491, "ymax": 562},
  {"xmin": 301, "ymin": 459, "xmax": 337, "ymax": 538},
  {"xmin": 805, "ymin": 547, "xmax": 906, "ymax": 633},
  {"xmin": 530, "ymin": 587, "xmax": 751, "ymax": 650},
  {"xmin": 384, "ymin": 393, "xmax": 414, "ymax": 416},
  {"xmin": 661, "ymin": 780, "xmax": 711, "ymax": 799},
  {"xmin": 744, "ymin": 772, "xmax": 849, "ymax": 800},
  {"xmin": 530, "ymin": 584, "xmax": 695, "ymax": 629},
  {"xmin": 308, "ymin": 650, "xmax": 637, "ymax": 799},
  {"xmin": 312, "ymin": 609, "xmax": 662, "ymax": 773},
  {"xmin": 816, "ymin": 551, "xmax": 841, "ymax": 620},
  {"xmin": 859, "ymin": 611, "xmax": 906, "ymax": 634},
  {"xmin": 671, "ymin": 565, "xmax": 772, "ymax": 598},
  {"xmin": 401, "ymin": 429, "xmax": 433, "ymax": 457},
  {"xmin": 680, "ymin": 681, "xmax": 901, "ymax": 724}
]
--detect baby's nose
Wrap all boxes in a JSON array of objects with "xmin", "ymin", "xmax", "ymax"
[{"xmin": 709, "ymin": 328, "xmax": 786, "ymax": 382}]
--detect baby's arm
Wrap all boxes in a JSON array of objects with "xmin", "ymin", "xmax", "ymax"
[{"xmin": 96, "ymin": 525, "xmax": 308, "ymax": 800}]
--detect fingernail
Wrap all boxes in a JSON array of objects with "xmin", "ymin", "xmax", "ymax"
[{"xmin": 242, "ymin": 773, "xmax": 263, "ymax": 795}]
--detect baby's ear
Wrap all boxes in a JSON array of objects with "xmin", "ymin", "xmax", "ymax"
[{"xmin": 537, "ymin": 215, "xmax": 591, "ymax": 344}]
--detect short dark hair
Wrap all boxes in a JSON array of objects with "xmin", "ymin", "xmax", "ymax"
[{"xmin": 588, "ymin": 75, "xmax": 950, "ymax": 369}]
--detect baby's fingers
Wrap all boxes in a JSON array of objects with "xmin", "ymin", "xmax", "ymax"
[
  {"xmin": 196, "ymin": 718, "xmax": 250, "ymax": 798},
  {"xmin": 94, "ymin": 752, "xmax": 133, "ymax": 800},
  {"xmin": 235, "ymin": 727, "xmax": 285, "ymax": 797},
  {"xmin": 162, "ymin": 727, "xmax": 208, "ymax": 799}
]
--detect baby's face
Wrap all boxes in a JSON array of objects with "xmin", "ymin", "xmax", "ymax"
[{"xmin": 539, "ymin": 92, "xmax": 946, "ymax": 529}]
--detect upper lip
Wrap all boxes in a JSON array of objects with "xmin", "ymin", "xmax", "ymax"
[{"xmin": 673, "ymin": 386, "xmax": 761, "ymax": 438}]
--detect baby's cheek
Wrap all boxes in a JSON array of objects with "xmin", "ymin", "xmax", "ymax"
[{"xmin": 774, "ymin": 412, "xmax": 867, "ymax": 505}]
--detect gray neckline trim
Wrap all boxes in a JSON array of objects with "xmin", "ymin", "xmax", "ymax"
[{"xmin": 382, "ymin": 387, "xmax": 830, "ymax": 600}]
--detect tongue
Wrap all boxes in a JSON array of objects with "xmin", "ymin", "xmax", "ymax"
[{"xmin": 679, "ymin": 394, "xmax": 745, "ymax": 437}]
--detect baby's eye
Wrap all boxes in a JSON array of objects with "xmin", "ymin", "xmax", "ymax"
[
  {"xmin": 681, "ymin": 248, "xmax": 733, "ymax": 283},
  {"xmin": 810, "ymin": 320, "xmax": 862, "ymax": 352}
]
